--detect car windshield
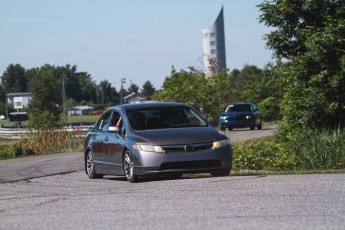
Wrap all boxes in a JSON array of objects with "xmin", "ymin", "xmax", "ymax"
[
  {"xmin": 126, "ymin": 106, "xmax": 208, "ymax": 130},
  {"xmin": 226, "ymin": 104, "xmax": 252, "ymax": 113}
]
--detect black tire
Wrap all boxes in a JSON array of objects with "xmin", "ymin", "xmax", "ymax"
[
  {"xmin": 228, "ymin": 126, "xmax": 233, "ymax": 131},
  {"xmin": 123, "ymin": 149, "xmax": 139, "ymax": 183},
  {"xmin": 220, "ymin": 127, "xmax": 225, "ymax": 132},
  {"xmin": 85, "ymin": 151, "xmax": 103, "ymax": 179},
  {"xmin": 257, "ymin": 120, "xmax": 262, "ymax": 130},
  {"xmin": 211, "ymin": 169, "xmax": 230, "ymax": 177}
]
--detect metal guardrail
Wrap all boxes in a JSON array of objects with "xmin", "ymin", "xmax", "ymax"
[{"xmin": 0, "ymin": 125, "xmax": 93, "ymax": 140}]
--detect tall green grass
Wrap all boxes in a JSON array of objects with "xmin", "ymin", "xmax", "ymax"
[
  {"xmin": 289, "ymin": 128, "xmax": 345, "ymax": 170},
  {"xmin": 232, "ymin": 128, "xmax": 345, "ymax": 171}
]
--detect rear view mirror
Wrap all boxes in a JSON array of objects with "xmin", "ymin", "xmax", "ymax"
[{"xmin": 108, "ymin": 126, "xmax": 119, "ymax": 133}]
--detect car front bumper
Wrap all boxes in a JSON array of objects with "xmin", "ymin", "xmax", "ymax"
[
  {"xmin": 131, "ymin": 145, "xmax": 232, "ymax": 176},
  {"xmin": 220, "ymin": 118, "xmax": 254, "ymax": 128}
]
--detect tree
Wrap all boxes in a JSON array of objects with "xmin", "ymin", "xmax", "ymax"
[
  {"xmin": 128, "ymin": 82, "xmax": 139, "ymax": 94},
  {"xmin": 141, "ymin": 81, "xmax": 155, "ymax": 99},
  {"xmin": 233, "ymin": 65, "xmax": 263, "ymax": 104},
  {"xmin": 98, "ymin": 80, "xmax": 119, "ymax": 105},
  {"xmin": 258, "ymin": 0, "xmax": 345, "ymax": 130},
  {"xmin": 153, "ymin": 69, "xmax": 235, "ymax": 120},
  {"xmin": 27, "ymin": 65, "xmax": 63, "ymax": 129},
  {"xmin": 1, "ymin": 64, "xmax": 28, "ymax": 93},
  {"xmin": 56, "ymin": 65, "xmax": 97, "ymax": 104}
]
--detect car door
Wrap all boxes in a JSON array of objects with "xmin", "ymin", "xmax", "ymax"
[
  {"xmin": 103, "ymin": 111, "xmax": 127, "ymax": 174},
  {"xmin": 91, "ymin": 111, "xmax": 112, "ymax": 170}
]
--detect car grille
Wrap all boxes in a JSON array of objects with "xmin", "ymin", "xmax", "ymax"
[
  {"xmin": 225, "ymin": 115, "xmax": 246, "ymax": 121},
  {"xmin": 159, "ymin": 160, "xmax": 221, "ymax": 170},
  {"xmin": 162, "ymin": 143, "xmax": 213, "ymax": 152}
]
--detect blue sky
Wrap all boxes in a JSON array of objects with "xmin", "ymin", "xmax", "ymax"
[{"xmin": 0, "ymin": 0, "xmax": 273, "ymax": 90}]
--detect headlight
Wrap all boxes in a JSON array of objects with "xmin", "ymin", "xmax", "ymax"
[
  {"xmin": 212, "ymin": 139, "xmax": 230, "ymax": 149},
  {"xmin": 133, "ymin": 144, "xmax": 165, "ymax": 153},
  {"xmin": 246, "ymin": 115, "xmax": 252, "ymax": 119}
]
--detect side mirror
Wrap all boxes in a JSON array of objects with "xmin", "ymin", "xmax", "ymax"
[
  {"xmin": 108, "ymin": 126, "xmax": 119, "ymax": 133},
  {"xmin": 208, "ymin": 120, "xmax": 218, "ymax": 127}
]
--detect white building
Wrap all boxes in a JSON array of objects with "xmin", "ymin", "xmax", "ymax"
[
  {"xmin": 6, "ymin": 92, "xmax": 32, "ymax": 109},
  {"xmin": 202, "ymin": 6, "xmax": 227, "ymax": 76},
  {"xmin": 68, "ymin": 106, "xmax": 93, "ymax": 116}
]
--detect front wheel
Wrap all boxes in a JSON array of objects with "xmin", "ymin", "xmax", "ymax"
[
  {"xmin": 211, "ymin": 169, "xmax": 230, "ymax": 177},
  {"xmin": 123, "ymin": 149, "xmax": 139, "ymax": 183}
]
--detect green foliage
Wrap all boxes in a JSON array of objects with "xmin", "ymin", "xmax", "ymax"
[
  {"xmin": 232, "ymin": 129, "xmax": 345, "ymax": 171},
  {"xmin": 1, "ymin": 64, "xmax": 28, "ymax": 93},
  {"xmin": 153, "ymin": 70, "xmax": 208, "ymax": 114},
  {"xmin": 128, "ymin": 82, "xmax": 139, "ymax": 94},
  {"xmin": 98, "ymin": 80, "xmax": 119, "ymax": 105},
  {"xmin": 27, "ymin": 109, "xmax": 65, "ymax": 129},
  {"xmin": 259, "ymin": 0, "xmax": 345, "ymax": 132},
  {"xmin": 232, "ymin": 137, "xmax": 297, "ymax": 171},
  {"xmin": 153, "ymin": 64, "xmax": 282, "ymax": 121},
  {"xmin": 283, "ymin": 128, "xmax": 345, "ymax": 170},
  {"xmin": 141, "ymin": 81, "xmax": 155, "ymax": 99},
  {"xmin": 27, "ymin": 65, "xmax": 63, "ymax": 129},
  {"xmin": 0, "ymin": 142, "xmax": 18, "ymax": 159}
]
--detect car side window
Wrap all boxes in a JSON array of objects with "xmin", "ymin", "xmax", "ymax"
[
  {"xmin": 94, "ymin": 111, "xmax": 112, "ymax": 132},
  {"xmin": 110, "ymin": 111, "xmax": 126, "ymax": 137}
]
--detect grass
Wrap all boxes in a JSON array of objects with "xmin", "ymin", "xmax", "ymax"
[{"xmin": 67, "ymin": 115, "xmax": 99, "ymax": 123}]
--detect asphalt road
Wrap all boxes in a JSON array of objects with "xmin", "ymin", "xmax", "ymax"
[
  {"xmin": 2, "ymin": 125, "xmax": 345, "ymax": 229},
  {"xmin": 1, "ymin": 172, "xmax": 344, "ymax": 230}
]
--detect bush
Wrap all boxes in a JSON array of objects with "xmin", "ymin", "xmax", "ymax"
[
  {"xmin": 232, "ymin": 137, "xmax": 297, "ymax": 171},
  {"xmin": 0, "ymin": 129, "xmax": 84, "ymax": 160},
  {"xmin": 0, "ymin": 144, "xmax": 16, "ymax": 159}
]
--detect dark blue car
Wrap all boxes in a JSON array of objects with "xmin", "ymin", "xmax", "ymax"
[{"xmin": 219, "ymin": 103, "xmax": 262, "ymax": 131}]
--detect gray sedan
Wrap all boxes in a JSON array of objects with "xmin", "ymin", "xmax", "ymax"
[{"xmin": 84, "ymin": 102, "xmax": 232, "ymax": 182}]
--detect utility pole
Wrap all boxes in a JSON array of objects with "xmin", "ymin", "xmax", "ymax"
[
  {"xmin": 120, "ymin": 78, "xmax": 126, "ymax": 104},
  {"xmin": 62, "ymin": 74, "xmax": 67, "ymax": 118}
]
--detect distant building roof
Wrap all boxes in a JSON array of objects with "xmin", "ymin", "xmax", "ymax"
[{"xmin": 124, "ymin": 92, "xmax": 147, "ymax": 104}]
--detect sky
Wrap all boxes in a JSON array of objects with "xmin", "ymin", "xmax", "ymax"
[{"xmin": 0, "ymin": 0, "xmax": 274, "ymax": 90}]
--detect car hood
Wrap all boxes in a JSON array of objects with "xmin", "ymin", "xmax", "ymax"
[
  {"xmin": 220, "ymin": 112, "xmax": 254, "ymax": 117},
  {"xmin": 134, "ymin": 127, "xmax": 222, "ymax": 146}
]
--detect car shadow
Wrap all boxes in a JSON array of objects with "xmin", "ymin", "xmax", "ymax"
[{"xmin": 102, "ymin": 173, "xmax": 266, "ymax": 183}]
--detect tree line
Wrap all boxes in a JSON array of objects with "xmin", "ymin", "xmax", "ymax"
[
  {"xmin": 0, "ymin": 64, "xmax": 155, "ymax": 128},
  {"xmin": 152, "ymin": 64, "xmax": 282, "ymax": 122}
]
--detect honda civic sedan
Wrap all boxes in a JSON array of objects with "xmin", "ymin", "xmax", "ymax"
[{"xmin": 84, "ymin": 102, "xmax": 232, "ymax": 182}]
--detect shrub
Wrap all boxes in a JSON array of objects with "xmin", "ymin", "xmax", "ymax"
[
  {"xmin": 232, "ymin": 137, "xmax": 297, "ymax": 171},
  {"xmin": 1, "ymin": 129, "xmax": 84, "ymax": 160}
]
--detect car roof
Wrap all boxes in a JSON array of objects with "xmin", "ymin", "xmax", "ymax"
[{"xmin": 109, "ymin": 102, "xmax": 188, "ymax": 111}]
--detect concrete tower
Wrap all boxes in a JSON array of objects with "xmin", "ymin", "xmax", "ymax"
[{"xmin": 202, "ymin": 7, "xmax": 226, "ymax": 76}]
